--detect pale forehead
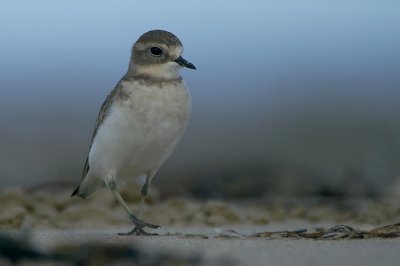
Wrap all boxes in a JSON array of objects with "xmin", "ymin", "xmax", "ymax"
[{"xmin": 169, "ymin": 45, "xmax": 183, "ymax": 59}]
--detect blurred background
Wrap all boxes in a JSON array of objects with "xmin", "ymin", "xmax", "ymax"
[{"xmin": 1, "ymin": 0, "xmax": 399, "ymax": 198}]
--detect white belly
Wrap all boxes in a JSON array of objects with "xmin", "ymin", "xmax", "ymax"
[{"xmin": 88, "ymin": 80, "xmax": 191, "ymax": 182}]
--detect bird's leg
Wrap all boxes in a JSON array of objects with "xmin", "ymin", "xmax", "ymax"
[
  {"xmin": 109, "ymin": 181, "xmax": 159, "ymax": 236},
  {"xmin": 139, "ymin": 169, "xmax": 157, "ymax": 219}
]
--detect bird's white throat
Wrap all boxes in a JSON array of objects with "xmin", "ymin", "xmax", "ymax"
[{"xmin": 133, "ymin": 61, "xmax": 182, "ymax": 80}]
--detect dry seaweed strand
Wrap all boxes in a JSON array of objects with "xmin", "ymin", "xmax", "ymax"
[{"xmin": 245, "ymin": 223, "xmax": 400, "ymax": 240}]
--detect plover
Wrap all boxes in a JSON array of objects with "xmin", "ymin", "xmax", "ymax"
[{"xmin": 71, "ymin": 30, "xmax": 196, "ymax": 235}]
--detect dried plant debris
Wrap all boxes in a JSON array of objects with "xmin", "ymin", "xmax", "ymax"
[
  {"xmin": 213, "ymin": 229, "xmax": 242, "ymax": 239},
  {"xmin": 245, "ymin": 223, "xmax": 400, "ymax": 240},
  {"xmin": 159, "ymin": 223, "xmax": 400, "ymax": 240},
  {"xmin": 164, "ymin": 232, "xmax": 210, "ymax": 239},
  {"xmin": 0, "ymin": 232, "xmax": 203, "ymax": 266}
]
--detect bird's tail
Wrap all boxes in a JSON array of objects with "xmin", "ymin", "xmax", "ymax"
[
  {"xmin": 70, "ymin": 176, "xmax": 102, "ymax": 199},
  {"xmin": 70, "ymin": 186, "xmax": 81, "ymax": 197}
]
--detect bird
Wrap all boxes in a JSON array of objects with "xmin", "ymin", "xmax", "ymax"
[{"xmin": 71, "ymin": 30, "xmax": 196, "ymax": 235}]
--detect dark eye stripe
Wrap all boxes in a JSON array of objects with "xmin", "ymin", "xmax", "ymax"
[{"xmin": 150, "ymin": 47, "xmax": 163, "ymax": 56}]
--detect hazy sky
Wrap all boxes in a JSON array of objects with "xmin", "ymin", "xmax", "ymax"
[{"xmin": 1, "ymin": 1, "xmax": 399, "ymax": 111}]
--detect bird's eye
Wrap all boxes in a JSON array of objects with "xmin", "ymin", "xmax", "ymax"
[{"xmin": 150, "ymin": 47, "xmax": 163, "ymax": 56}]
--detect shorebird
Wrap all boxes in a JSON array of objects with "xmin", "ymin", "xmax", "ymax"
[{"xmin": 71, "ymin": 30, "xmax": 195, "ymax": 235}]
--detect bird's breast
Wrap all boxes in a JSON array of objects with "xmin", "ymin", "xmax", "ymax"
[
  {"xmin": 89, "ymin": 80, "xmax": 191, "ymax": 179},
  {"xmin": 119, "ymin": 80, "xmax": 191, "ymax": 133}
]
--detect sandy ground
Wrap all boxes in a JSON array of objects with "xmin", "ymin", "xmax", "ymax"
[{"xmin": 1, "ymin": 185, "xmax": 400, "ymax": 265}]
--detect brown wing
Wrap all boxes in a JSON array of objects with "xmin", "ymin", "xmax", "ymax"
[{"xmin": 80, "ymin": 81, "xmax": 124, "ymax": 180}]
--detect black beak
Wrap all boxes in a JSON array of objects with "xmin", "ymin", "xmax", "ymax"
[{"xmin": 174, "ymin": 56, "xmax": 196, "ymax": 69}]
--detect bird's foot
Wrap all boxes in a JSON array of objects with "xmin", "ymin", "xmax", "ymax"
[
  {"xmin": 118, "ymin": 214, "xmax": 160, "ymax": 236},
  {"xmin": 118, "ymin": 225, "xmax": 159, "ymax": 236},
  {"xmin": 128, "ymin": 213, "xmax": 160, "ymax": 229}
]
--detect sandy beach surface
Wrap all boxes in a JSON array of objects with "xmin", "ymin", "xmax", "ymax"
[{"xmin": 1, "ymin": 185, "xmax": 400, "ymax": 265}]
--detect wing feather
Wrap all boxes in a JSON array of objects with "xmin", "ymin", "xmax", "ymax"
[{"xmin": 80, "ymin": 81, "xmax": 124, "ymax": 180}]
